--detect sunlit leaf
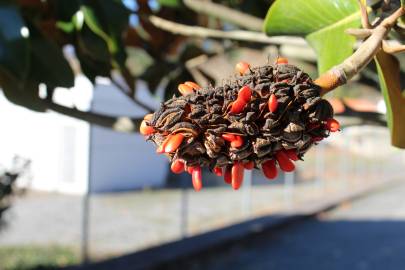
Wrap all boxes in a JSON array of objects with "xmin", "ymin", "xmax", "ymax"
[
  {"xmin": 264, "ymin": 0, "xmax": 362, "ymax": 73},
  {"xmin": 306, "ymin": 19, "xmax": 359, "ymax": 74},
  {"xmin": 375, "ymin": 51, "xmax": 405, "ymax": 148}
]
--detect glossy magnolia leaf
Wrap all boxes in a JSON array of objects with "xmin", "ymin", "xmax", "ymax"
[
  {"xmin": 76, "ymin": 25, "xmax": 112, "ymax": 83},
  {"xmin": 52, "ymin": 0, "xmax": 80, "ymax": 21},
  {"xmin": 81, "ymin": 1, "xmax": 130, "ymax": 87},
  {"xmin": 264, "ymin": 0, "xmax": 361, "ymax": 73},
  {"xmin": 306, "ymin": 19, "xmax": 359, "ymax": 74},
  {"xmin": 29, "ymin": 25, "xmax": 74, "ymax": 88},
  {"xmin": 158, "ymin": 0, "xmax": 181, "ymax": 7},
  {"xmin": 375, "ymin": 51, "xmax": 405, "ymax": 148},
  {"xmin": 0, "ymin": 3, "xmax": 29, "ymax": 80},
  {"xmin": 81, "ymin": 1, "xmax": 129, "ymax": 62},
  {"xmin": 0, "ymin": 71, "xmax": 46, "ymax": 112}
]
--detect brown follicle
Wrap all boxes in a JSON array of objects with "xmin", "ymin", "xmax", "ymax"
[{"xmin": 145, "ymin": 63, "xmax": 337, "ymax": 183}]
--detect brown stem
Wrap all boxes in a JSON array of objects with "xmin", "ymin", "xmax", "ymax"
[
  {"xmin": 40, "ymin": 99, "xmax": 143, "ymax": 133},
  {"xmin": 183, "ymin": 0, "xmax": 263, "ymax": 31},
  {"xmin": 147, "ymin": 15, "xmax": 306, "ymax": 46},
  {"xmin": 316, "ymin": 7, "xmax": 405, "ymax": 96},
  {"xmin": 110, "ymin": 78, "xmax": 154, "ymax": 113}
]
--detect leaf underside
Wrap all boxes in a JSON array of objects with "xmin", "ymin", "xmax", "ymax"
[{"xmin": 375, "ymin": 51, "xmax": 405, "ymax": 148}]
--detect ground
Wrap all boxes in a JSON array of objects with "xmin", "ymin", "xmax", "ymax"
[{"xmin": 172, "ymin": 180, "xmax": 405, "ymax": 270}]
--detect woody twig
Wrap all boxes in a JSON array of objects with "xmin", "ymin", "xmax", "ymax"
[{"xmin": 315, "ymin": 5, "xmax": 405, "ymax": 96}]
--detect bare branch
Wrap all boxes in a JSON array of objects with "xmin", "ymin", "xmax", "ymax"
[
  {"xmin": 39, "ymin": 99, "xmax": 142, "ymax": 133},
  {"xmin": 358, "ymin": 0, "xmax": 372, "ymax": 29},
  {"xmin": 345, "ymin": 28, "xmax": 373, "ymax": 39},
  {"xmin": 183, "ymin": 0, "xmax": 263, "ymax": 32},
  {"xmin": 148, "ymin": 15, "xmax": 306, "ymax": 46},
  {"xmin": 110, "ymin": 78, "xmax": 154, "ymax": 113},
  {"xmin": 382, "ymin": 40, "xmax": 405, "ymax": 53}
]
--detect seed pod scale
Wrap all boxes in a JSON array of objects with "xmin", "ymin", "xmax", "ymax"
[{"xmin": 144, "ymin": 62, "xmax": 339, "ymax": 191}]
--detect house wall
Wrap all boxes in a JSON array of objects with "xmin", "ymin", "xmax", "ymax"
[
  {"xmin": 0, "ymin": 76, "xmax": 168, "ymax": 194},
  {"xmin": 0, "ymin": 92, "xmax": 90, "ymax": 194},
  {"xmin": 88, "ymin": 80, "xmax": 168, "ymax": 193}
]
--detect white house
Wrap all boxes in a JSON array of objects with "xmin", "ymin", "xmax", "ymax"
[{"xmin": 0, "ymin": 76, "xmax": 168, "ymax": 194}]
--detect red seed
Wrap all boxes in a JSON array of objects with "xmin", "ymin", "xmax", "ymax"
[
  {"xmin": 308, "ymin": 123, "xmax": 321, "ymax": 130},
  {"xmin": 157, "ymin": 134, "xmax": 172, "ymax": 153},
  {"xmin": 213, "ymin": 167, "xmax": 223, "ymax": 176},
  {"xmin": 164, "ymin": 133, "xmax": 184, "ymax": 153},
  {"xmin": 312, "ymin": 136, "xmax": 324, "ymax": 142},
  {"xmin": 231, "ymin": 162, "xmax": 244, "ymax": 190},
  {"xmin": 235, "ymin": 61, "xmax": 250, "ymax": 75},
  {"xmin": 326, "ymin": 118, "xmax": 340, "ymax": 132},
  {"xmin": 186, "ymin": 166, "xmax": 193, "ymax": 174},
  {"xmin": 184, "ymin": 81, "xmax": 201, "ymax": 90},
  {"xmin": 275, "ymin": 151, "xmax": 295, "ymax": 172},
  {"xmin": 230, "ymin": 135, "xmax": 243, "ymax": 148},
  {"xmin": 276, "ymin": 57, "xmax": 288, "ymax": 65},
  {"xmin": 224, "ymin": 165, "xmax": 232, "ymax": 184},
  {"xmin": 230, "ymin": 98, "xmax": 246, "ymax": 114},
  {"xmin": 140, "ymin": 120, "xmax": 155, "ymax": 135},
  {"xmin": 285, "ymin": 149, "xmax": 299, "ymax": 161},
  {"xmin": 222, "ymin": 133, "xmax": 236, "ymax": 142},
  {"xmin": 191, "ymin": 166, "xmax": 202, "ymax": 192},
  {"xmin": 262, "ymin": 159, "xmax": 278, "ymax": 180},
  {"xmin": 268, "ymin": 94, "xmax": 278, "ymax": 113},
  {"xmin": 238, "ymin": 86, "xmax": 252, "ymax": 103},
  {"xmin": 178, "ymin": 83, "xmax": 194, "ymax": 96},
  {"xmin": 243, "ymin": 161, "xmax": 254, "ymax": 170},
  {"xmin": 171, "ymin": 159, "xmax": 185, "ymax": 174}
]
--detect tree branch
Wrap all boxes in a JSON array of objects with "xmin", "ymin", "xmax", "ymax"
[
  {"xmin": 183, "ymin": 0, "xmax": 263, "ymax": 32},
  {"xmin": 148, "ymin": 15, "xmax": 306, "ymax": 46},
  {"xmin": 110, "ymin": 78, "xmax": 154, "ymax": 113},
  {"xmin": 315, "ymin": 6, "xmax": 405, "ymax": 96},
  {"xmin": 39, "ymin": 99, "xmax": 143, "ymax": 133}
]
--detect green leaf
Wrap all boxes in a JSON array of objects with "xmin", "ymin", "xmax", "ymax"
[
  {"xmin": 28, "ymin": 25, "xmax": 74, "ymax": 88},
  {"xmin": 52, "ymin": 0, "xmax": 80, "ymax": 21},
  {"xmin": 158, "ymin": 0, "xmax": 181, "ymax": 7},
  {"xmin": 306, "ymin": 18, "xmax": 359, "ymax": 73},
  {"xmin": 0, "ymin": 71, "xmax": 46, "ymax": 112},
  {"xmin": 56, "ymin": 21, "xmax": 75, "ymax": 33},
  {"xmin": 264, "ymin": 0, "xmax": 362, "ymax": 73},
  {"xmin": 126, "ymin": 47, "xmax": 153, "ymax": 76},
  {"xmin": 0, "ymin": 3, "xmax": 29, "ymax": 80},
  {"xmin": 80, "ymin": 1, "xmax": 130, "ymax": 78},
  {"xmin": 375, "ymin": 51, "xmax": 405, "ymax": 148}
]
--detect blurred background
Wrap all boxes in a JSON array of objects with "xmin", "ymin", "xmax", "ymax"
[{"xmin": 0, "ymin": 0, "xmax": 404, "ymax": 269}]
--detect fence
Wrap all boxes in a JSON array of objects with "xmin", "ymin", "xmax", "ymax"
[{"xmin": 79, "ymin": 125, "xmax": 404, "ymax": 261}]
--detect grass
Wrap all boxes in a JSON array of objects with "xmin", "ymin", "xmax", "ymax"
[{"xmin": 0, "ymin": 245, "xmax": 79, "ymax": 270}]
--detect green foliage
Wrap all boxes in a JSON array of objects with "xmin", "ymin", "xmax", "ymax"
[
  {"xmin": 0, "ymin": 0, "xmax": 211, "ymax": 112},
  {"xmin": 158, "ymin": 0, "xmax": 181, "ymax": 8},
  {"xmin": 375, "ymin": 51, "xmax": 405, "ymax": 148},
  {"xmin": 263, "ymin": 0, "xmax": 361, "ymax": 73},
  {"xmin": 0, "ymin": 245, "xmax": 78, "ymax": 270}
]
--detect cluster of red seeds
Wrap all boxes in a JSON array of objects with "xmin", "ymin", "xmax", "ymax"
[{"xmin": 140, "ymin": 58, "xmax": 340, "ymax": 191}]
